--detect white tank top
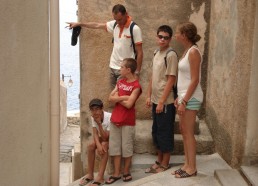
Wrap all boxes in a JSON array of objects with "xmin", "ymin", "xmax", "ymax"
[{"xmin": 177, "ymin": 45, "xmax": 203, "ymax": 102}]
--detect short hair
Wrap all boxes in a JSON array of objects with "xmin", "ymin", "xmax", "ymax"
[
  {"xmin": 112, "ymin": 4, "xmax": 126, "ymax": 15},
  {"xmin": 177, "ymin": 22, "xmax": 201, "ymax": 44},
  {"xmin": 157, "ymin": 25, "xmax": 173, "ymax": 38},
  {"xmin": 89, "ymin": 98, "xmax": 103, "ymax": 109},
  {"xmin": 123, "ymin": 58, "xmax": 137, "ymax": 73}
]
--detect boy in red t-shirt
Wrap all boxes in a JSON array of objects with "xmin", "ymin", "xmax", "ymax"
[{"xmin": 106, "ymin": 58, "xmax": 142, "ymax": 184}]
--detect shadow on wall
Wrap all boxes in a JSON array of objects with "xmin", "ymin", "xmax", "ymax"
[{"xmin": 206, "ymin": 107, "xmax": 233, "ymax": 165}]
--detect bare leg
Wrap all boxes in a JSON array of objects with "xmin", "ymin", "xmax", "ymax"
[
  {"xmin": 161, "ymin": 152, "xmax": 170, "ymax": 167},
  {"xmin": 157, "ymin": 150, "xmax": 163, "ymax": 164},
  {"xmin": 177, "ymin": 110, "xmax": 197, "ymax": 176},
  {"xmin": 112, "ymin": 155, "xmax": 122, "ymax": 177},
  {"xmin": 123, "ymin": 156, "xmax": 132, "ymax": 174},
  {"xmin": 180, "ymin": 116, "xmax": 189, "ymax": 171},
  {"xmin": 86, "ymin": 141, "xmax": 96, "ymax": 179},
  {"xmin": 79, "ymin": 142, "xmax": 96, "ymax": 185},
  {"xmin": 94, "ymin": 150, "xmax": 109, "ymax": 183}
]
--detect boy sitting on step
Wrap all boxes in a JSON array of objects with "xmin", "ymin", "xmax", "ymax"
[{"xmin": 79, "ymin": 98, "xmax": 111, "ymax": 186}]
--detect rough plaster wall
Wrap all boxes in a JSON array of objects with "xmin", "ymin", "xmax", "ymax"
[
  {"xmin": 0, "ymin": 0, "xmax": 50, "ymax": 185},
  {"xmin": 244, "ymin": 2, "xmax": 258, "ymax": 165},
  {"xmin": 206, "ymin": 0, "xmax": 255, "ymax": 167},
  {"xmin": 79, "ymin": 0, "xmax": 210, "ymax": 172}
]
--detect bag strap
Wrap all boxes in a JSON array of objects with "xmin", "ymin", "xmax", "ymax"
[
  {"xmin": 154, "ymin": 48, "xmax": 178, "ymax": 67},
  {"xmin": 130, "ymin": 22, "xmax": 137, "ymax": 59}
]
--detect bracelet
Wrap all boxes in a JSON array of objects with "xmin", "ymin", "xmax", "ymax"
[
  {"xmin": 181, "ymin": 101, "xmax": 186, "ymax": 106},
  {"xmin": 182, "ymin": 99, "xmax": 187, "ymax": 104}
]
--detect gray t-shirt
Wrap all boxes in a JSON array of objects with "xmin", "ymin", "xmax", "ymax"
[{"xmin": 151, "ymin": 48, "xmax": 178, "ymax": 104}]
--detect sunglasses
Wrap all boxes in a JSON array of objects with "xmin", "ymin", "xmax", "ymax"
[{"xmin": 157, "ymin": 35, "xmax": 171, "ymax": 40}]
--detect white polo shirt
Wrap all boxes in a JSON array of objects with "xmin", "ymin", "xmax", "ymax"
[{"xmin": 106, "ymin": 16, "xmax": 143, "ymax": 70}]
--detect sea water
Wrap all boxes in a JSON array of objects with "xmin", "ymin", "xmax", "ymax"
[{"xmin": 60, "ymin": 0, "xmax": 79, "ymax": 111}]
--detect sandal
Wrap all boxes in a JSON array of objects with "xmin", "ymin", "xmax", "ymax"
[
  {"xmin": 171, "ymin": 168, "xmax": 185, "ymax": 175},
  {"xmin": 156, "ymin": 164, "xmax": 171, "ymax": 173},
  {"xmin": 89, "ymin": 181, "xmax": 104, "ymax": 186},
  {"xmin": 145, "ymin": 161, "xmax": 160, "ymax": 173},
  {"xmin": 123, "ymin": 173, "xmax": 132, "ymax": 182},
  {"xmin": 105, "ymin": 176, "xmax": 121, "ymax": 184},
  {"xmin": 175, "ymin": 170, "xmax": 197, "ymax": 178},
  {"xmin": 79, "ymin": 177, "xmax": 93, "ymax": 186}
]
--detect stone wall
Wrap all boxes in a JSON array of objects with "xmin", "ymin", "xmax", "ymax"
[
  {"xmin": 0, "ymin": 0, "xmax": 50, "ymax": 185},
  {"xmin": 78, "ymin": 0, "xmax": 211, "ymax": 173},
  {"xmin": 206, "ymin": 0, "xmax": 257, "ymax": 167}
]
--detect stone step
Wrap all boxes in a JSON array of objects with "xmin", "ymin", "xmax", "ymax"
[
  {"xmin": 60, "ymin": 162, "xmax": 72, "ymax": 186},
  {"xmin": 240, "ymin": 165, "xmax": 258, "ymax": 186},
  {"xmin": 66, "ymin": 153, "xmax": 229, "ymax": 186},
  {"xmin": 214, "ymin": 169, "xmax": 249, "ymax": 186},
  {"xmin": 134, "ymin": 119, "xmax": 214, "ymax": 155}
]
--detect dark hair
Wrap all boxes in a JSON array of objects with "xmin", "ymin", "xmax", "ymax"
[
  {"xmin": 177, "ymin": 22, "xmax": 201, "ymax": 44},
  {"xmin": 89, "ymin": 98, "xmax": 103, "ymax": 109},
  {"xmin": 112, "ymin": 4, "xmax": 126, "ymax": 15},
  {"xmin": 123, "ymin": 58, "xmax": 137, "ymax": 73},
  {"xmin": 157, "ymin": 25, "xmax": 173, "ymax": 38}
]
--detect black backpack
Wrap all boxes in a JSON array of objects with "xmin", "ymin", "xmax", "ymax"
[
  {"xmin": 112, "ymin": 21, "xmax": 137, "ymax": 59},
  {"xmin": 154, "ymin": 48, "xmax": 178, "ymax": 99}
]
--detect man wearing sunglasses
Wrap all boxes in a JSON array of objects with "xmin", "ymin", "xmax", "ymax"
[
  {"xmin": 145, "ymin": 25, "xmax": 178, "ymax": 174},
  {"xmin": 67, "ymin": 4, "xmax": 143, "ymax": 87}
]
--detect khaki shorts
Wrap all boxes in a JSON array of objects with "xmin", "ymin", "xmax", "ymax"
[{"xmin": 109, "ymin": 123, "xmax": 135, "ymax": 157}]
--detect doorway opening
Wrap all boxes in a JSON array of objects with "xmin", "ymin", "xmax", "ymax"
[{"xmin": 59, "ymin": 0, "xmax": 80, "ymax": 185}]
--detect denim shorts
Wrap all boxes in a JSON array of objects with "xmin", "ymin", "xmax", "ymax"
[{"xmin": 152, "ymin": 103, "xmax": 175, "ymax": 153}]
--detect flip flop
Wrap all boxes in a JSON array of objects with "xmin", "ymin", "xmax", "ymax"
[
  {"xmin": 71, "ymin": 26, "xmax": 81, "ymax": 46},
  {"xmin": 123, "ymin": 173, "xmax": 132, "ymax": 182},
  {"xmin": 175, "ymin": 170, "xmax": 197, "ymax": 178},
  {"xmin": 105, "ymin": 176, "xmax": 121, "ymax": 184},
  {"xmin": 79, "ymin": 177, "xmax": 93, "ymax": 186},
  {"xmin": 171, "ymin": 168, "xmax": 185, "ymax": 175}
]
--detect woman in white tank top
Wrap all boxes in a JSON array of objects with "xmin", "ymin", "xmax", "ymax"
[{"xmin": 172, "ymin": 22, "xmax": 203, "ymax": 178}]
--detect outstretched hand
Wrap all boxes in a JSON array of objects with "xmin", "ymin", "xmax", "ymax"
[{"xmin": 66, "ymin": 22, "xmax": 80, "ymax": 29}]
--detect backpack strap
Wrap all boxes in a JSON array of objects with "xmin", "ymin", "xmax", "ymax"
[
  {"xmin": 130, "ymin": 22, "xmax": 137, "ymax": 58},
  {"xmin": 164, "ymin": 48, "xmax": 178, "ymax": 68},
  {"xmin": 153, "ymin": 48, "xmax": 159, "ymax": 56},
  {"xmin": 153, "ymin": 48, "xmax": 178, "ymax": 68},
  {"xmin": 111, "ymin": 22, "xmax": 118, "ymax": 43},
  {"xmin": 165, "ymin": 49, "xmax": 178, "ymax": 99},
  {"xmin": 112, "ymin": 21, "xmax": 137, "ymax": 59}
]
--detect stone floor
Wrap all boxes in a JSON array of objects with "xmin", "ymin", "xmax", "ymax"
[{"xmin": 60, "ymin": 124, "xmax": 80, "ymax": 162}]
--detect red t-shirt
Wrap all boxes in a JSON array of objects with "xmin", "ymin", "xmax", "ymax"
[{"xmin": 111, "ymin": 78, "xmax": 142, "ymax": 126}]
